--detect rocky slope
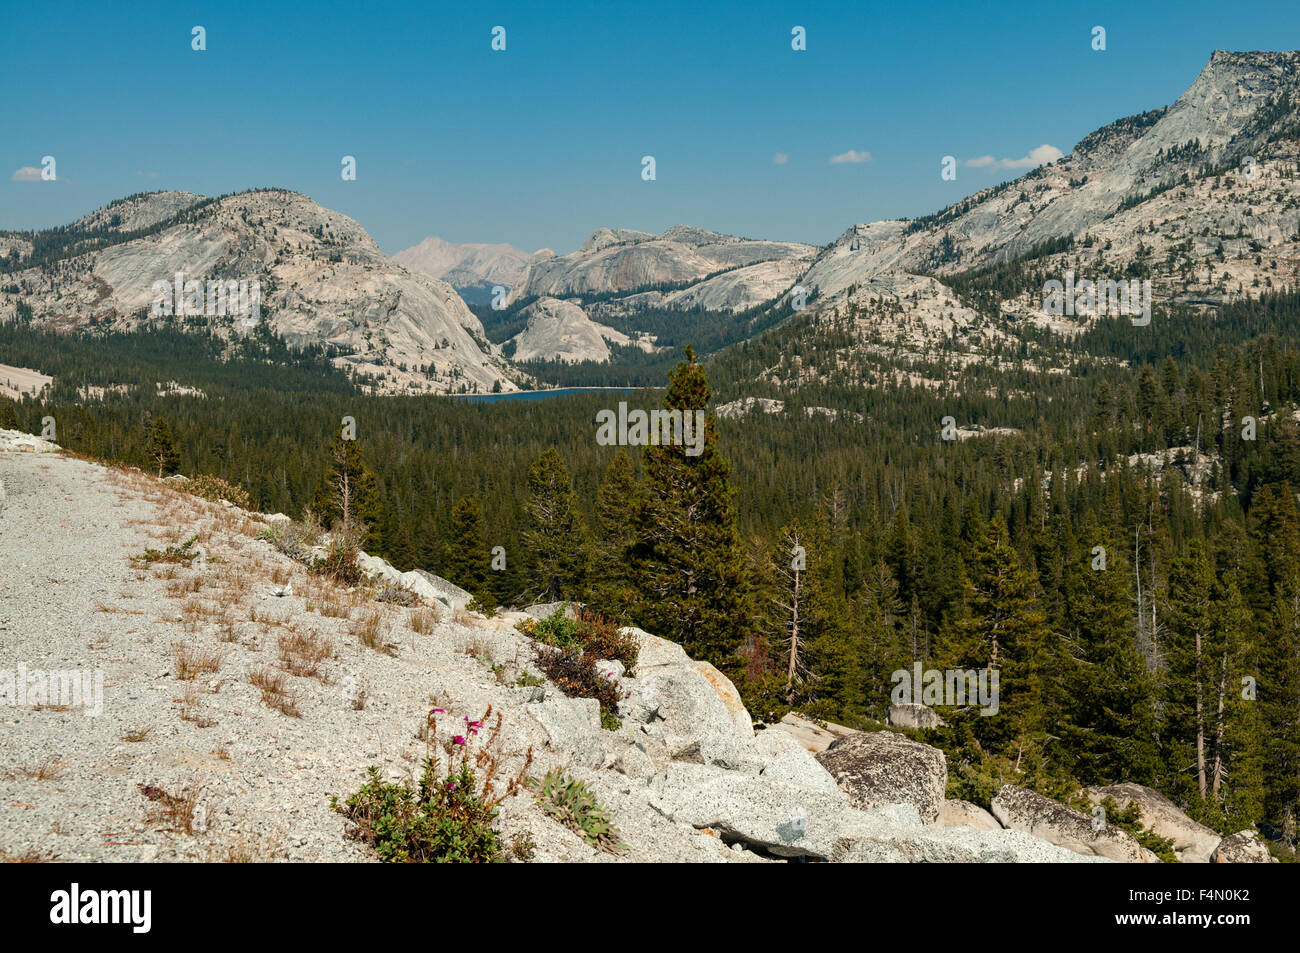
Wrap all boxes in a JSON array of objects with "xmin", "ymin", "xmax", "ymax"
[
  {"xmin": 744, "ymin": 50, "xmax": 1300, "ymax": 393},
  {"xmin": 8, "ymin": 431, "xmax": 1251, "ymax": 864},
  {"xmin": 0, "ymin": 190, "xmax": 524, "ymax": 396},
  {"xmin": 507, "ymin": 296, "xmax": 659, "ymax": 364},
  {"xmin": 506, "ymin": 224, "xmax": 817, "ymax": 313},
  {"xmin": 803, "ymin": 51, "xmax": 1300, "ymax": 299}
]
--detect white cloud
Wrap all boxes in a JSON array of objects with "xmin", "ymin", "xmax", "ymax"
[
  {"xmin": 11, "ymin": 166, "xmax": 42, "ymax": 181},
  {"xmin": 829, "ymin": 149, "xmax": 872, "ymax": 164},
  {"xmin": 136, "ymin": 170, "xmax": 160, "ymax": 178},
  {"xmin": 773, "ymin": 152, "xmax": 789, "ymax": 165},
  {"xmin": 965, "ymin": 144, "xmax": 1063, "ymax": 170}
]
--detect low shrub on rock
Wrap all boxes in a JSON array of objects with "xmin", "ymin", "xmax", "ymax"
[
  {"xmin": 533, "ymin": 645, "xmax": 625, "ymax": 719},
  {"xmin": 518, "ymin": 609, "xmax": 638, "ymax": 669},
  {"xmin": 132, "ymin": 533, "xmax": 201, "ymax": 566},
  {"xmin": 531, "ymin": 768, "xmax": 626, "ymax": 854},
  {"xmin": 186, "ymin": 474, "xmax": 252, "ymax": 511},
  {"xmin": 256, "ymin": 518, "xmax": 320, "ymax": 562},
  {"xmin": 1070, "ymin": 794, "xmax": 1181, "ymax": 863},
  {"xmin": 522, "ymin": 609, "xmax": 638, "ymax": 727}
]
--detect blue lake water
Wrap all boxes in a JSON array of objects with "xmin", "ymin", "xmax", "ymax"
[{"xmin": 453, "ymin": 386, "xmax": 654, "ymax": 404}]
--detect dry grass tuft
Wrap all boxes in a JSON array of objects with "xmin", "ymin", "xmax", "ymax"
[
  {"xmin": 351, "ymin": 609, "xmax": 395, "ymax": 655},
  {"xmin": 10, "ymin": 758, "xmax": 67, "ymax": 781},
  {"xmin": 178, "ymin": 684, "xmax": 217, "ymax": 727},
  {"xmin": 172, "ymin": 641, "xmax": 225, "ymax": 680},
  {"xmin": 409, "ymin": 607, "xmax": 439, "ymax": 635},
  {"xmin": 248, "ymin": 666, "xmax": 301, "ymax": 717},
  {"xmin": 277, "ymin": 630, "xmax": 333, "ymax": 680},
  {"xmin": 138, "ymin": 784, "xmax": 206, "ymax": 834}
]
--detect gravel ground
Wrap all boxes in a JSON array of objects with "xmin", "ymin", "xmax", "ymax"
[{"xmin": 0, "ymin": 448, "xmax": 739, "ymax": 863}]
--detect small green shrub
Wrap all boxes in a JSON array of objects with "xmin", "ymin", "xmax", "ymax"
[
  {"xmin": 132, "ymin": 533, "xmax": 200, "ymax": 565},
  {"xmin": 517, "ymin": 611, "xmax": 582, "ymax": 649},
  {"xmin": 331, "ymin": 707, "xmax": 531, "ymax": 863},
  {"xmin": 531, "ymin": 768, "xmax": 626, "ymax": 854},
  {"xmin": 333, "ymin": 762, "xmax": 502, "ymax": 862}
]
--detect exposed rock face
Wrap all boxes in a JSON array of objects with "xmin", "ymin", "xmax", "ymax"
[
  {"xmin": 753, "ymin": 729, "xmax": 842, "ymax": 795},
  {"xmin": 0, "ymin": 190, "xmax": 522, "ymax": 396},
  {"xmin": 648, "ymin": 762, "xmax": 850, "ymax": 859},
  {"xmin": 1084, "ymin": 783, "xmax": 1222, "ymax": 863},
  {"xmin": 507, "ymin": 224, "xmax": 815, "ymax": 311},
  {"xmin": 647, "ymin": 762, "xmax": 1100, "ymax": 862},
  {"xmin": 523, "ymin": 601, "xmax": 581, "ymax": 621},
  {"xmin": 815, "ymin": 731, "xmax": 947, "ymax": 823},
  {"xmin": 391, "ymin": 236, "xmax": 532, "ymax": 291},
  {"xmin": 939, "ymin": 799, "xmax": 1002, "ymax": 831},
  {"xmin": 0, "ymin": 428, "xmax": 60, "ymax": 453},
  {"xmin": 835, "ymin": 818, "xmax": 1107, "ymax": 863},
  {"xmin": 1211, "ymin": 830, "xmax": 1274, "ymax": 863},
  {"xmin": 801, "ymin": 51, "xmax": 1300, "ymax": 298},
  {"xmin": 759, "ymin": 52, "xmax": 1300, "ymax": 398},
  {"xmin": 350, "ymin": 552, "xmax": 469, "ymax": 613},
  {"xmin": 620, "ymin": 630, "xmax": 756, "ymax": 770},
  {"xmin": 888, "ymin": 703, "xmax": 947, "ymax": 730},
  {"xmin": 992, "ymin": 784, "xmax": 1148, "ymax": 862},
  {"xmin": 506, "ymin": 296, "xmax": 655, "ymax": 364},
  {"xmin": 71, "ymin": 191, "xmax": 205, "ymax": 232},
  {"xmin": 770, "ymin": 712, "xmax": 859, "ymax": 753},
  {"xmin": 526, "ymin": 695, "xmax": 606, "ymax": 768},
  {"xmin": 403, "ymin": 569, "xmax": 472, "ymax": 613}
]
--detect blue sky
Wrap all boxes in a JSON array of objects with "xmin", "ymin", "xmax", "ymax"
[{"xmin": 3, "ymin": 0, "xmax": 1298, "ymax": 255}]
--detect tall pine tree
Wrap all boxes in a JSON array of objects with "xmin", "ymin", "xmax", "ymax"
[{"xmin": 629, "ymin": 347, "xmax": 748, "ymax": 672}]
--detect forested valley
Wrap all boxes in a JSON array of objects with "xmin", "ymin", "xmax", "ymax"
[{"xmin": 4, "ymin": 289, "xmax": 1300, "ymax": 856}]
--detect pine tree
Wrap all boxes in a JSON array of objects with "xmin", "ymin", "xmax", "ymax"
[
  {"xmin": 1163, "ymin": 541, "xmax": 1217, "ymax": 805},
  {"xmin": 765, "ymin": 521, "xmax": 812, "ymax": 705},
  {"xmin": 1059, "ymin": 523, "xmax": 1160, "ymax": 785},
  {"xmin": 521, "ymin": 448, "xmax": 589, "ymax": 602},
  {"xmin": 1163, "ymin": 541, "xmax": 1263, "ymax": 825},
  {"xmin": 942, "ymin": 515, "xmax": 1054, "ymax": 767},
  {"xmin": 629, "ymin": 347, "xmax": 748, "ymax": 672},
  {"xmin": 443, "ymin": 495, "xmax": 493, "ymax": 605},
  {"xmin": 855, "ymin": 560, "xmax": 909, "ymax": 721},
  {"xmin": 587, "ymin": 449, "xmax": 639, "ymax": 618},
  {"xmin": 1249, "ymin": 484, "xmax": 1300, "ymax": 846},
  {"xmin": 312, "ymin": 436, "xmax": 380, "ymax": 541},
  {"xmin": 146, "ymin": 418, "xmax": 180, "ymax": 477}
]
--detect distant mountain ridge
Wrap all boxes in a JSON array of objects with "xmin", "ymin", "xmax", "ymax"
[
  {"xmin": 4, "ymin": 51, "xmax": 1297, "ymax": 392},
  {"xmin": 392, "ymin": 236, "xmax": 537, "ymax": 304}
]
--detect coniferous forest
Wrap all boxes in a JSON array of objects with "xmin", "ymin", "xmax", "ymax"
[{"xmin": 4, "ymin": 287, "xmax": 1300, "ymax": 855}]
